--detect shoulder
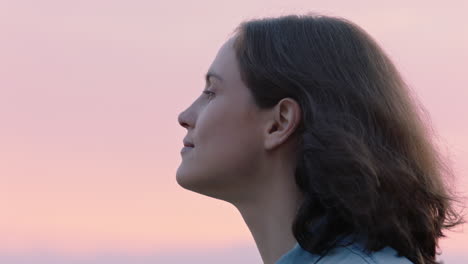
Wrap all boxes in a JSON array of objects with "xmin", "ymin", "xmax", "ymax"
[
  {"xmin": 276, "ymin": 241, "xmax": 413, "ymax": 264},
  {"xmin": 322, "ymin": 243, "xmax": 413, "ymax": 264}
]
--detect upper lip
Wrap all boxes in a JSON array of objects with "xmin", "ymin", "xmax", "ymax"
[{"xmin": 183, "ymin": 139, "xmax": 194, "ymax": 147}]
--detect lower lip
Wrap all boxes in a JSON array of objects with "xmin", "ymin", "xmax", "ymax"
[{"xmin": 181, "ymin": 146, "xmax": 194, "ymax": 154}]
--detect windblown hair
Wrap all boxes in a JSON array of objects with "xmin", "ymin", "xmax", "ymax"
[{"xmin": 230, "ymin": 13, "xmax": 464, "ymax": 264}]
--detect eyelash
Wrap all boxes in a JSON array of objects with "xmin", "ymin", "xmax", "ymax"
[{"xmin": 203, "ymin": 90, "xmax": 215, "ymax": 98}]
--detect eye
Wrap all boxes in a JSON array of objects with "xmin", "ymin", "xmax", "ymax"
[{"xmin": 203, "ymin": 90, "xmax": 215, "ymax": 99}]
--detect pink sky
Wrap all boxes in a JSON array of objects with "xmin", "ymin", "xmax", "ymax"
[{"xmin": 1, "ymin": 0, "xmax": 467, "ymax": 263}]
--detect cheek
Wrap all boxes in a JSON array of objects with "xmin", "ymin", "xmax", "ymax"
[
  {"xmin": 199, "ymin": 98, "xmax": 260, "ymax": 154},
  {"xmin": 197, "ymin": 108, "xmax": 262, "ymax": 171},
  {"xmin": 203, "ymin": 114, "xmax": 262, "ymax": 172}
]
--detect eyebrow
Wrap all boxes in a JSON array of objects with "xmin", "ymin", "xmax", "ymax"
[{"xmin": 205, "ymin": 71, "xmax": 224, "ymax": 83}]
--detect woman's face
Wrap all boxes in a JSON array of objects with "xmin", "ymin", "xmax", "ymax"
[{"xmin": 176, "ymin": 37, "xmax": 267, "ymax": 202}]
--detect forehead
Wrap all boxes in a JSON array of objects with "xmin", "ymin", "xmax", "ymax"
[{"xmin": 207, "ymin": 37, "xmax": 241, "ymax": 84}]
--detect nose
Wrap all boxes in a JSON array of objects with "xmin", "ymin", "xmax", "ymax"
[{"xmin": 178, "ymin": 110, "xmax": 190, "ymax": 129}]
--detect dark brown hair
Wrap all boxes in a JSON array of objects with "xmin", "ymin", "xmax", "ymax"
[{"xmin": 231, "ymin": 13, "xmax": 465, "ymax": 264}]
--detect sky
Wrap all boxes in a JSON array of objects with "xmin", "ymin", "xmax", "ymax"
[{"xmin": 0, "ymin": 0, "xmax": 467, "ymax": 263}]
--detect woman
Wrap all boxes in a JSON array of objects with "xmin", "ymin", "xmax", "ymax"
[{"xmin": 176, "ymin": 13, "xmax": 464, "ymax": 264}]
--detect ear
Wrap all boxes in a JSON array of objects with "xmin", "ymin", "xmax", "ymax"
[{"xmin": 264, "ymin": 98, "xmax": 301, "ymax": 151}]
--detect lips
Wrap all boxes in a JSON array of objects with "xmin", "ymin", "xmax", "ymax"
[
  {"xmin": 181, "ymin": 145, "xmax": 193, "ymax": 154},
  {"xmin": 183, "ymin": 139, "xmax": 194, "ymax": 147}
]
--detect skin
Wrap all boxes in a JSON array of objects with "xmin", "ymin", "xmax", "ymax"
[{"xmin": 177, "ymin": 36, "xmax": 305, "ymax": 264}]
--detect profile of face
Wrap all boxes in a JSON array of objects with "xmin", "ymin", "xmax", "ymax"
[
  {"xmin": 176, "ymin": 36, "xmax": 300, "ymax": 203},
  {"xmin": 176, "ymin": 36, "xmax": 265, "ymax": 202}
]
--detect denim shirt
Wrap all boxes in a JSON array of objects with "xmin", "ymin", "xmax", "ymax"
[{"xmin": 275, "ymin": 236, "xmax": 413, "ymax": 264}]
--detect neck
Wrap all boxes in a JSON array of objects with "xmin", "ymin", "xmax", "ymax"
[{"xmin": 231, "ymin": 171, "xmax": 304, "ymax": 264}]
